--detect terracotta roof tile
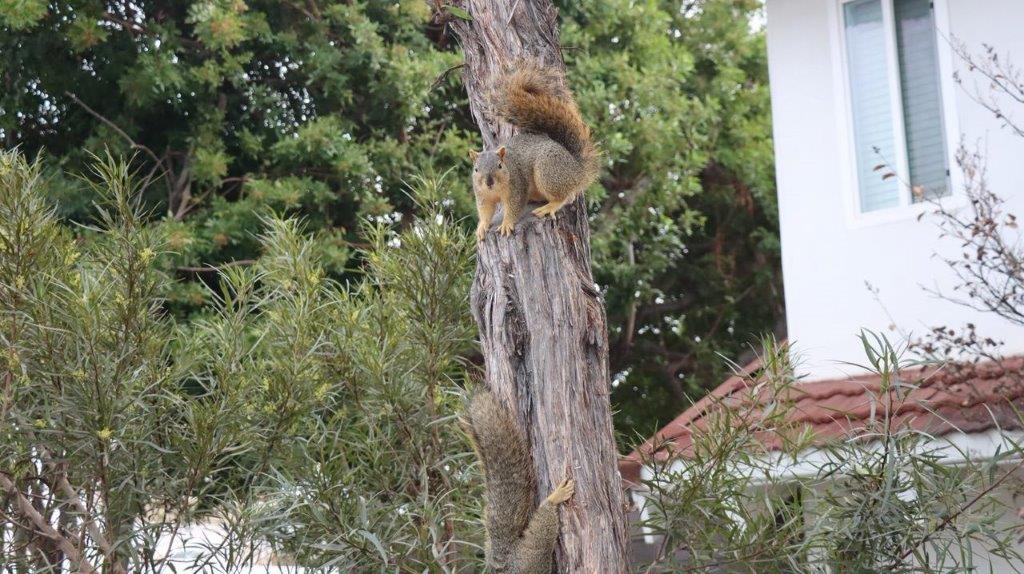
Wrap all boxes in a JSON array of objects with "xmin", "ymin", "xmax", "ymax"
[{"xmin": 619, "ymin": 357, "xmax": 1024, "ymax": 486}]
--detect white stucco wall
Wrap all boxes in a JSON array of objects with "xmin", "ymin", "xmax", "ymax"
[{"xmin": 766, "ymin": 0, "xmax": 1024, "ymax": 381}]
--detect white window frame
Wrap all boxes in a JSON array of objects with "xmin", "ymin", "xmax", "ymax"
[{"xmin": 828, "ymin": 0, "xmax": 964, "ymax": 228}]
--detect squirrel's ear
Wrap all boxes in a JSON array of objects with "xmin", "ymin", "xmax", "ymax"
[
  {"xmin": 496, "ymin": 146, "xmax": 506, "ymax": 160},
  {"xmin": 468, "ymin": 149, "xmax": 479, "ymax": 161}
]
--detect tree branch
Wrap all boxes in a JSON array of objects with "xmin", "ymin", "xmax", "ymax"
[
  {"xmin": 0, "ymin": 473, "xmax": 99, "ymax": 574},
  {"xmin": 64, "ymin": 91, "xmax": 174, "ymax": 198}
]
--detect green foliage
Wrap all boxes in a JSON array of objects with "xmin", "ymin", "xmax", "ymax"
[
  {"xmin": 0, "ymin": 0, "xmax": 470, "ymax": 311},
  {"xmin": 2, "ymin": 0, "xmax": 781, "ymax": 439},
  {"xmin": 639, "ymin": 334, "xmax": 1024, "ymax": 573},
  {"xmin": 3, "ymin": 150, "xmax": 1021, "ymax": 571},
  {"xmin": 560, "ymin": 0, "xmax": 779, "ymax": 440},
  {"xmin": 0, "ymin": 152, "xmax": 481, "ymax": 572},
  {"xmin": 0, "ymin": 0, "xmax": 47, "ymax": 30},
  {"xmin": 252, "ymin": 174, "xmax": 479, "ymax": 570},
  {"xmin": 1, "ymin": 151, "xmax": 197, "ymax": 572}
]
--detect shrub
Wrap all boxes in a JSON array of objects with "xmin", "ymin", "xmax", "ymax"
[
  {"xmin": 0, "ymin": 151, "xmax": 481, "ymax": 572},
  {"xmin": 636, "ymin": 335, "xmax": 1024, "ymax": 573}
]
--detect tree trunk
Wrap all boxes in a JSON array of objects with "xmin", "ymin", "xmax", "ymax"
[{"xmin": 447, "ymin": 2, "xmax": 631, "ymax": 572}]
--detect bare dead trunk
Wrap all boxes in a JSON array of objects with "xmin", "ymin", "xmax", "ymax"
[{"xmin": 446, "ymin": 2, "xmax": 631, "ymax": 572}]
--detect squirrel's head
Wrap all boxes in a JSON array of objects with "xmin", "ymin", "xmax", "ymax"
[{"xmin": 469, "ymin": 147, "xmax": 508, "ymax": 191}]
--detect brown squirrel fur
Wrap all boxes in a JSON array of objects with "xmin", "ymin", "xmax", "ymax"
[
  {"xmin": 463, "ymin": 392, "xmax": 575, "ymax": 573},
  {"xmin": 470, "ymin": 64, "xmax": 601, "ymax": 241}
]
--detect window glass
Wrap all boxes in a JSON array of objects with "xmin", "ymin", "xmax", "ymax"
[
  {"xmin": 844, "ymin": 0, "xmax": 900, "ymax": 212},
  {"xmin": 895, "ymin": 0, "xmax": 949, "ymax": 201}
]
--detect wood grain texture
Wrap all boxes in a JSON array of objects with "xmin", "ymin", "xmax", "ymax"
[{"xmin": 446, "ymin": 1, "xmax": 631, "ymax": 571}]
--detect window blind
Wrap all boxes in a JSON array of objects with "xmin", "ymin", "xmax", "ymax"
[
  {"xmin": 895, "ymin": 0, "xmax": 949, "ymax": 201},
  {"xmin": 844, "ymin": 0, "xmax": 899, "ymax": 212}
]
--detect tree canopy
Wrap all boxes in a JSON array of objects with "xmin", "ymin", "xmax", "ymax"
[{"xmin": 1, "ymin": 0, "xmax": 780, "ymax": 440}]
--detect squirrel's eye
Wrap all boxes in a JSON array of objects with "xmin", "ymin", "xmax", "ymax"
[{"xmin": 498, "ymin": 165, "xmax": 503, "ymax": 169}]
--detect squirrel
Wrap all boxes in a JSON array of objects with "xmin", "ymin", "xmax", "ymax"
[
  {"xmin": 470, "ymin": 64, "xmax": 601, "ymax": 241},
  {"xmin": 462, "ymin": 391, "xmax": 575, "ymax": 573}
]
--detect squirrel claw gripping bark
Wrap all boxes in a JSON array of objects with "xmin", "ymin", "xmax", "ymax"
[{"xmin": 547, "ymin": 479, "xmax": 575, "ymax": 505}]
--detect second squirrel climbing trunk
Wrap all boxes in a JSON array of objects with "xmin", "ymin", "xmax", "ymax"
[{"xmin": 443, "ymin": 1, "xmax": 631, "ymax": 572}]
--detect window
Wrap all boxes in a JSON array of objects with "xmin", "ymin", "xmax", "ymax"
[{"xmin": 842, "ymin": 0, "xmax": 949, "ymax": 213}]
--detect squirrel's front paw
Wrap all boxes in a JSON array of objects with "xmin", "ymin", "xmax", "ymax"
[
  {"xmin": 475, "ymin": 225, "xmax": 487, "ymax": 242},
  {"xmin": 497, "ymin": 221, "xmax": 514, "ymax": 237},
  {"xmin": 547, "ymin": 479, "xmax": 575, "ymax": 505}
]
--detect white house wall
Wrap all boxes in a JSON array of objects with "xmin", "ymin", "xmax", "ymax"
[{"xmin": 766, "ymin": 0, "xmax": 1024, "ymax": 381}]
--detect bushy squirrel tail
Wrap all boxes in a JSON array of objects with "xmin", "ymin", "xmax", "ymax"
[
  {"xmin": 492, "ymin": 64, "xmax": 601, "ymax": 184},
  {"xmin": 464, "ymin": 391, "xmax": 536, "ymax": 550}
]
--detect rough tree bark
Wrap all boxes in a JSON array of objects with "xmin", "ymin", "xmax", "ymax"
[{"xmin": 445, "ymin": 1, "xmax": 631, "ymax": 572}]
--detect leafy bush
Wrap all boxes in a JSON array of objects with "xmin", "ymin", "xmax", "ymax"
[
  {"xmin": 637, "ymin": 336, "xmax": 1024, "ymax": 573},
  {"xmin": 0, "ymin": 151, "xmax": 481, "ymax": 572}
]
